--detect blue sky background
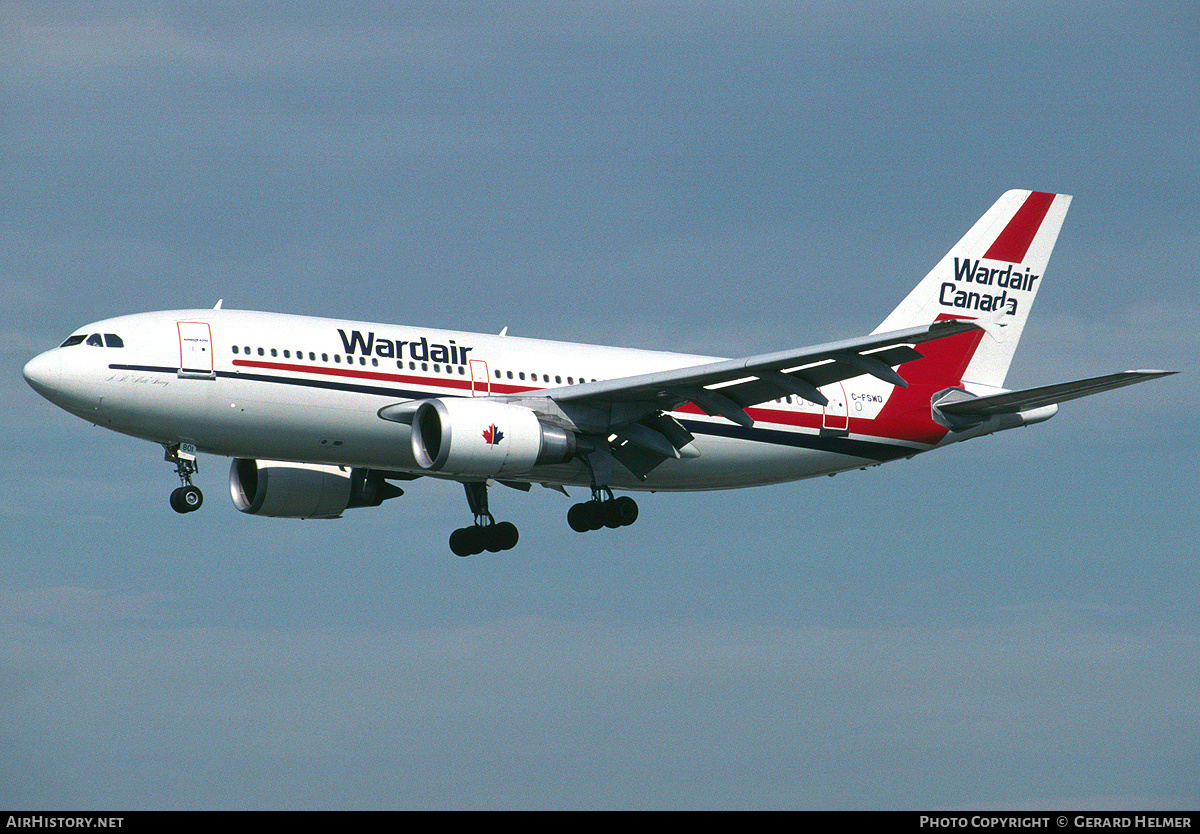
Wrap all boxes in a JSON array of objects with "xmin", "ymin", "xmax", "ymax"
[{"xmin": 2, "ymin": 1, "xmax": 1197, "ymax": 810}]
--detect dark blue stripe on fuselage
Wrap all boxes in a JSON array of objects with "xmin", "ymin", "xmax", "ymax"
[{"xmin": 677, "ymin": 419, "xmax": 914, "ymax": 463}]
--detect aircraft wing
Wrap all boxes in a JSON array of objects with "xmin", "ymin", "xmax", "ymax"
[
  {"xmin": 379, "ymin": 319, "xmax": 983, "ymax": 479},
  {"xmin": 530, "ymin": 318, "xmax": 981, "ymax": 427}
]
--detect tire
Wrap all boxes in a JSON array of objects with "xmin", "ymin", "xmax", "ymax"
[
  {"xmin": 449, "ymin": 527, "xmax": 472, "ymax": 557},
  {"xmin": 612, "ymin": 496, "xmax": 638, "ymax": 526},
  {"xmin": 462, "ymin": 525, "xmax": 486, "ymax": 556},
  {"xmin": 179, "ymin": 485, "xmax": 203, "ymax": 512},
  {"xmin": 603, "ymin": 502, "xmax": 624, "ymax": 528},
  {"xmin": 585, "ymin": 500, "xmax": 605, "ymax": 531},
  {"xmin": 484, "ymin": 524, "xmax": 506, "ymax": 553},
  {"xmin": 567, "ymin": 503, "xmax": 591, "ymax": 533},
  {"xmin": 493, "ymin": 521, "xmax": 519, "ymax": 551}
]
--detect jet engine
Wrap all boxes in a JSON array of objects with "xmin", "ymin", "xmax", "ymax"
[
  {"xmin": 229, "ymin": 459, "xmax": 403, "ymax": 519},
  {"xmin": 411, "ymin": 398, "xmax": 576, "ymax": 477}
]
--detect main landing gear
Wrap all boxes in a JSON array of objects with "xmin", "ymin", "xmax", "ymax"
[
  {"xmin": 567, "ymin": 488, "xmax": 639, "ymax": 533},
  {"xmin": 449, "ymin": 481, "xmax": 519, "ymax": 557},
  {"xmin": 165, "ymin": 443, "xmax": 203, "ymax": 514},
  {"xmin": 566, "ymin": 450, "xmax": 639, "ymax": 533}
]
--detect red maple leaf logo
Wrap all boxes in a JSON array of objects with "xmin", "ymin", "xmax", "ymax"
[{"xmin": 482, "ymin": 424, "xmax": 504, "ymax": 445}]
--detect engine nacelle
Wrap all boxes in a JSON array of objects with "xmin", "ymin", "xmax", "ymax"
[
  {"xmin": 229, "ymin": 459, "xmax": 402, "ymax": 518},
  {"xmin": 411, "ymin": 398, "xmax": 576, "ymax": 477}
]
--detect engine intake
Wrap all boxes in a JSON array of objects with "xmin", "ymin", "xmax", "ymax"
[
  {"xmin": 411, "ymin": 398, "xmax": 576, "ymax": 477},
  {"xmin": 230, "ymin": 459, "xmax": 403, "ymax": 518}
]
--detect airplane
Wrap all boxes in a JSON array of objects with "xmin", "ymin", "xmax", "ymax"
[{"xmin": 23, "ymin": 190, "xmax": 1174, "ymax": 556}]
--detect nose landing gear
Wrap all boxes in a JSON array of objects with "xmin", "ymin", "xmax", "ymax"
[
  {"xmin": 170, "ymin": 484, "xmax": 203, "ymax": 513},
  {"xmin": 165, "ymin": 443, "xmax": 203, "ymax": 514}
]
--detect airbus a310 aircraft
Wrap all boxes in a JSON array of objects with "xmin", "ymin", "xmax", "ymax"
[{"xmin": 24, "ymin": 191, "xmax": 1173, "ymax": 555}]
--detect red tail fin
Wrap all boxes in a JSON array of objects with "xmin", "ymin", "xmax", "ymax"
[{"xmin": 872, "ymin": 190, "xmax": 1071, "ymax": 388}]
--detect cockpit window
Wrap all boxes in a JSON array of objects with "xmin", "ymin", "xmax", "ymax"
[{"xmin": 64, "ymin": 332, "xmax": 125, "ymax": 348}]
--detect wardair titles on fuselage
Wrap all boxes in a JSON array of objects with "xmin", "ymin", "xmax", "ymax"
[
  {"xmin": 338, "ymin": 329, "xmax": 473, "ymax": 365},
  {"xmin": 940, "ymin": 257, "xmax": 1040, "ymax": 315}
]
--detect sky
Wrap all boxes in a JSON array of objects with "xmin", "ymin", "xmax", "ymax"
[{"xmin": 2, "ymin": 1, "xmax": 1198, "ymax": 811}]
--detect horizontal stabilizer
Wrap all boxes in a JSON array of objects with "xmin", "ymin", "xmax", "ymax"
[{"xmin": 938, "ymin": 370, "xmax": 1176, "ymax": 418}]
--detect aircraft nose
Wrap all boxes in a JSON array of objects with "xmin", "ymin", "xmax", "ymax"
[{"xmin": 23, "ymin": 350, "xmax": 62, "ymax": 400}]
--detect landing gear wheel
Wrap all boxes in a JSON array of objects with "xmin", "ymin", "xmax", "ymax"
[
  {"xmin": 603, "ymin": 505, "xmax": 623, "ymax": 528},
  {"xmin": 568, "ymin": 496, "xmax": 638, "ymax": 532},
  {"xmin": 489, "ymin": 521, "xmax": 519, "ymax": 552},
  {"xmin": 170, "ymin": 485, "xmax": 203, "ymax": 514},
  {"xmin": 567, "ymin": 501, "xmax": 591, "ymax": 533},
  {"xmin": 586, "ymin": 500, "xmax": 606, "ymax": 530},
  {"xmin": 165, "ymin": 444, "xmax": 202, "ymax": 514},
  {"xmin": 608, "ymin": 495, "xmax": 638, "ymax": 527},
  {"xmin": 568, "ymin": 500, "xmax": 605, "ymax": 532},
  {"xmin": 449, "ymin": 526, "xmax": 484, "ymax": 557},
  {"xmin": 450, "ymin": 521, "xmax": 519, "ymax": 556}
]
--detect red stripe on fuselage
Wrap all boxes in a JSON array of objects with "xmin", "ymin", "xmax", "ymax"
[
  {"xmin": 674, "ymin": 401, "xmax": 933, "ymax": 448},
  {"xmin": 983, "ymin": 191, "xmax": 1055, "ymax": 263},
  {"xmin": 860, "ymin": 314, "xmax": 985, "ymax": 445},
  {"xmin": 231, "ymin": 358, "xmax": 543, "ymax": 396}
]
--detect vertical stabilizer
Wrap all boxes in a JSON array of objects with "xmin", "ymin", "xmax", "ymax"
[{"xmin": 873, "ymin": 190, "xmax": 1072, "ymax": 388}]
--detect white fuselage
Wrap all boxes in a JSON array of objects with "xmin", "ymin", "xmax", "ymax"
[{"xmin": 25, "ymin": 308, "xmax": 943, "ymax": 492}]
